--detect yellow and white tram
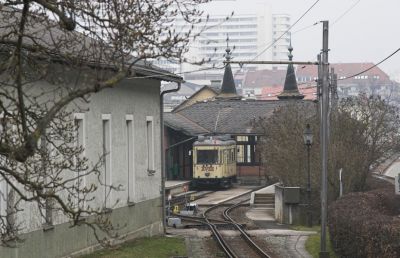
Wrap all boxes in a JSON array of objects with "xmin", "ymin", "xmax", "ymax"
[{"xmin": 192, "ymin": 135, "xmax": 236, "ymax": 188}]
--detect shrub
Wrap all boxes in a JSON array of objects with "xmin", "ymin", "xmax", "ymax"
[{"xmin": 329, "ymin": 187, "xmax": 400, "ymax": 258}]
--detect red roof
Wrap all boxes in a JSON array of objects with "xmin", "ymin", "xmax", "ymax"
[
  {"xmin": 242, "ymin": 69, "xmax": 287, "ymax": 88},
  {"xmin": 241, "ymin": 63, "xmax": 392, "ymax": 90},
  {"xmin": 260, "ymin": 85, "xmax": 316, "ymax": 100},
  {"xmin": 296, "ymin": 63, "xmax": 391, "ymax": 84}
]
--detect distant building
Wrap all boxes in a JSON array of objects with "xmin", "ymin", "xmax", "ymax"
[
  {"xmin": 153, "ymin": 0, "xmax": 291, "ymax": 83},
  {"xmin": 237, "ymin": 62, "xmax": 398, "ymax": 102},
  {"xmin": 272, "ymin": 14, "xmax": 292, "ymax": 65},
  {"xmin": 296, "ymin": 63, "xmax": 399, "ymax": 100}
]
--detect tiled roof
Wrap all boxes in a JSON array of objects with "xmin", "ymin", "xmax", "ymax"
[
  {"xmin": 164, "ymin": 112, "xmax": 210, "ymax": 136},
  {"xmin": 0, "ymin": 6, "xmax": 182, "ymax": 82},
  {"xmin": 166, "ymin": 99, "xmax": 314, "ymax": 135},
  {"xmin": 242, "ymin": 69, "xmax": 287, "ymax": 88},
  {"xmin": 297, "ymin": 63, "xmax": 391, "ymax": 84},
  {"xmin": 241, "ymin": 63, "xmax": 392, "ymax": 90},
  {"xmin": 260, "ymin": 85, "xmax": 316, "ymax": 100}
]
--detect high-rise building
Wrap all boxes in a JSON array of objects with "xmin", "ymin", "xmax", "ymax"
[
  {"xmin": 153, "ymin": 0, "xmax": 291, "ymax": 84},
  {"xmin": 272, "ymin": 14, "xmax": 291, "ymax": 64}
]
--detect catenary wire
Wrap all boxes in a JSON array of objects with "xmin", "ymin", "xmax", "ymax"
[
  {"xmin": 339, "ymin": 47, "xmax": 400, "ymax": 80},
  {"xmin": 252, "ymin": 0, "xmax": 321, "ymax": 61},
  {"xmin": 332, "ymin": 0, "xmax": 362, "ymax": 26}
]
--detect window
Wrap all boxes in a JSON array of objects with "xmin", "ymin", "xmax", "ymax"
[
  {"xmin": 0, "ymin": 177, "xmax": 8, "ymax": 221},
  {"xmin": 146, "ymin": 116, "xmax": 155, "ymax": 175},
  {"xmin": 126, "ymin": 115, "xmax": 135, "ymax": 203},
  {"xmin": 0, "ymin": 114, "xmax": 15, "ymax": 230},
  {"xmin": 197, "ymin": 150, "xmax": 218, "ymax": 164},
  {"xmin": 74, "ymin": 113, "xmax": 86, "ymax": 210},
  {"xmin": 38, "ymin": 134, "xmax": 54, "ymax": 227},
  {"xmin": 102, "ymin": 114, "xmax": 111, "ymax": 208}
]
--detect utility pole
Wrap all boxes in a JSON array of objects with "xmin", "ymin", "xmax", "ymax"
[
  {"xmin": 226, "ymin": 23, "xmax": 331, "ymax": 257},
  {"xmin": 320, "ymin": 20, "xmax": 330, "ymax": 258},
  {"xmin": 330, "ymin": 68, "xmax": 338, "ymax": 109},
  {"xmin": 317, "ymin": 54, "xmax": 322, "ymax": 102}
]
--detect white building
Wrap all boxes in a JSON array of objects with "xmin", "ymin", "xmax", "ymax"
[
  {"xmin": 0, "ymin": 58, "xmax": 182, "ymax": 258},
  {"xmin": 272, "ymin": 14, "xmax": 291, "ymax": 65},
  {"xmin": 154, "ymin": 0, "xmax": 291, "ymax": 83}
]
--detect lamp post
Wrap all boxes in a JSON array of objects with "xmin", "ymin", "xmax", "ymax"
[{"xmin": 303, "ymin": 123, "xmax": 313, "ymax": 227}]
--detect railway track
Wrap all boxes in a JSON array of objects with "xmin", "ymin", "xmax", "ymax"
[
  {"xmin": 223, "ymin": 199, "xmax": 272, "ymax": 258},
  {"xmin": 178, "ymin": 188, "xmax": 272, "ymax": 258}
]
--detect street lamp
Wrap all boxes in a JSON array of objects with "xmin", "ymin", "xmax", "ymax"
[{"xmin": 303, "ymin": 123, "xmax": 313, "ymax": 227}]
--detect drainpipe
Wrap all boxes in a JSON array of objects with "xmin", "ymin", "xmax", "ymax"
[{"xmin": 160, "ymin": 82, "xmax": 181, "ymax": 234}]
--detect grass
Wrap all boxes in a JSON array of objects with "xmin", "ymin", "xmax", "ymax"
[
  {"xmin": 81, "ymin": 236, "xmax": 187, "ymax": 258},
  {"xmin": 291, "ymin": 225, "xmax": 337, "ymax": 258}
]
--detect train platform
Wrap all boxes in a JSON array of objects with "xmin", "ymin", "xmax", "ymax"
[
  {"xmin": 165, "ymin": 180, "xmax": 191, "ymax": 196},
  {"xmin": 195, "ymin": 186, "xmax": 255, "ymax": 205},
  {"xmin": 247, "ymin": 184, "xmax": 277, "ymax": 221}
]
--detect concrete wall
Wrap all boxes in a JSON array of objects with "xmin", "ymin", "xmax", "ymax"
[
  {"xmin": 274, "ymin": 185, "xmax": 300, "ymax": 225},
  {"xmin": 174, "ymin": 87, "xmax": 217, "ymax": 112},
  {"xmin": 0, "ymin": 197, "xmax": 162, "ymax": 258},
  {"xmin": 83, "ymin": 78, "xmax": 162, "ymax": 208},
  {"xmin": 275, "ymin": 185, "xmax": 284, "ymax": 223}
]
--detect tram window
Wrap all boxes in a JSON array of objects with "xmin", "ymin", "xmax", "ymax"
[{"xmin": 197, "ymin": 150, "xmax": 218, "ymax": 164}]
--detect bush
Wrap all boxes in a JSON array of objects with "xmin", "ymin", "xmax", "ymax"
[{"xmin": 329, "ymin": 187, "xmax": 400, "ymax": 258}]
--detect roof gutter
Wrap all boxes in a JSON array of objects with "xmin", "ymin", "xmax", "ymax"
[{"xmin": 160, "ymin": 82, "xmax": 181, "ymax": 235}]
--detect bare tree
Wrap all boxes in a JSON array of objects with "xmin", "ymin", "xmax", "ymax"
[
  {"xmin": 255, "ymin": 94, "xmax": 400, "ymax": 203},
  {"xmin": 0, "ymin": 0, "xmax": 215, "ymax": 245}
]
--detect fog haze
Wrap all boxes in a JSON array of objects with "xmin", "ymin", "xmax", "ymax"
[{"xmin": 202, "ymin": 0, "xmax": 399, "ymax": 78}]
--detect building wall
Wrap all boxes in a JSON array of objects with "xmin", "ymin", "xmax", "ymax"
[
  {"xmin": 0, "ymin": 198, "xmax": 162, "ymax": 258},
  {"xmin": 173, "ymin": 87, "xmax": 218, "ymax": 112},
  {"xmin": 152, "ymin": 0, "xmax": 290, "ymax": 81},
  {"xmin": 237, "ymin": 165, "xmax": 264, "ymax": 177},
  {"xmin": 0, "ymin": 75, "xmax": 164, "ymax": 257},
  {"xmin": 272, "ymin": 14, "xmax": 291, "ymax": 65}
]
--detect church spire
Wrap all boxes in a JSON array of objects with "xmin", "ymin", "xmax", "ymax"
[
  {"xmin": 277, "ymin": 36, "xmax": 304, "ymax": 100},
  {"xmin": 216, "ymin": 36, "xmax": 241, "ymax": 100}
]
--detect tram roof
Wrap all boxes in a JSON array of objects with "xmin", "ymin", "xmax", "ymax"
[{"xmin": 193, "ymin": 139, "xmax": 236, "ymax": 146}]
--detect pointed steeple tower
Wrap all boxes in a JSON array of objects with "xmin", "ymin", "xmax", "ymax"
[
  {"xmin": 216, "ymin": 37, "xmax": 241, "ymax": 100},
  {"xmin": 277, "ymin": 37, "xmax": 304, "ymax": 100}
]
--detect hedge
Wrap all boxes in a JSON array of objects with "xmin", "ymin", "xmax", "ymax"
[{"xmin": 328, "ymin": 187, "xmax": 400, "ymax": 258}]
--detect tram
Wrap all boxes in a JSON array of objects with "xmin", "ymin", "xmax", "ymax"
[{"xmin": 192, "ymin": 135, "xmax": 237, "ymax": 189}]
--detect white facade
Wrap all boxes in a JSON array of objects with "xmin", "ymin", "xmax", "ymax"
[
  {"xmin": 153, "ymin": 0, "xmax": 291, "ymax": 82},
  {"xmin": 272, "ymin": 14, "xmax": 291, "ymax": 67},
  {"xmin": 0, "ymin": 68, "xmax": 168, "ymax": 257}
]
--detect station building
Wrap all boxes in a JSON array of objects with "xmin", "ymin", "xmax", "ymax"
[
  {"xmin": 0, "ymin": 14, "xmax": 182, "ymax": 258},
  {"xmin": 164, "ymin": 45, "xmax": 311, "ymax": 184}
]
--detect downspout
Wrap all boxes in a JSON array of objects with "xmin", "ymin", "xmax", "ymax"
[{"xmin": 160, "ymin": 82, "xmax": 181, "ymax": 234}]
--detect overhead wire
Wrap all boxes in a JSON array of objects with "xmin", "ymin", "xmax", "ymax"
[
  {"xmin": 331, "ymin": 0, "xmax": 362, "ymax": 26},
  {"xmin": 143, "ymin": 0, "xmax": 365, "ymax": 83},
  {"xmin": 157, "ymin": 0, "xmax": 361, "ymax": 80},
  {"xmin": 129, "ymin": 62, "xmax": 225, "ymax": 81},
  {"xmin": 252, "ymin": 0, "xmax": 321, "ymax": 61},
  {"xmin": 253, "ymin": 0, "xmax": 361, "ymax": 64},
  {"xmin": 339, "ymin": 47, "xmax": 400, "ymax": 80}
]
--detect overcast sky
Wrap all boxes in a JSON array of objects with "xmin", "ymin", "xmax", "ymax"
[{"xmin": 202, "ymin": 0, "xmax": 399, "ymax": 78}]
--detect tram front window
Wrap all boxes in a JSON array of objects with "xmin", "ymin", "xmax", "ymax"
[{"xmin": 196, "ymin": 150, "xmax": 218, "ymax": 164}]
